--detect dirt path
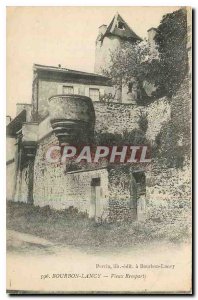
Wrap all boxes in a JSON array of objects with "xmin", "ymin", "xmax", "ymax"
[{"xmin": 7, "ymin": 229, "xmax": 55, "ymax": 254}]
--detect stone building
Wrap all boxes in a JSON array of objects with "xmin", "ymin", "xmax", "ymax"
[
  {"xmin": 94, "ymin": 12, "xmax": 142, "ymax": 74},
  {"xmin": 32, "ymin": 64, "xmax": 113, "ymax": 120},
  {"xmin": 7, "ymin": 12, "xmax": 182, "ymax": 223},
  {"xmin": 94, "ymin": 13, "xmax": 143, "ymax": 104},
  {"xmin": 6, "ymin": 89, "xmax": 149, "ymax": 222}
]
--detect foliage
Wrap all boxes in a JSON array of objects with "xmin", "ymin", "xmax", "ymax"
[
  {"xmin": 95, "ymin": 128, "xmax": 148, "ymax": 146},
  {"xmin": 94, "ymin": 131, "xmax": 123, "ymax": 146},
  {"xmin": 147, "ymin": 8, "xmax": 188, "ymax": 98},
  {"xmin": 153, "ymin": 121, "xmax": 187, "ymax": 168},
  {"xmin": 102, "ymin": 40, "xmax": 151, "ymax": 105},
  {"xmin": 99, "ymin": 92, "xmax": 114, "ymax": 103},
  {"xmin": 138, "ymin": 110, "xmax": 148, "ymax": 133},
  {"xmin": 103, "ymin": 8, "xmax": 188, "ymax": 102},
  {"xmin": 103, "ymin": 40, "xmax": 149, "ymax": 85},
  {"xmin": 65, "ymin": 161, "xmax": 82, "ymax": 173},
  {"xmin": 122, "ymin": 128, "xmax": 148, "ymax": 145}
]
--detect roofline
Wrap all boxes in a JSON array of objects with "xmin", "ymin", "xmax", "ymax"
[
  {"xmin": 6, "ymin": 109, "xmax": 27, "ymax": 136},
  {"xmin": 116, "ymin": 13, "xmax": 142, "ymax": 41},
  {"xmin": 99, "ymin": 24, "xmax": 107, "ymax": 28},
  {"xmin": 67, "ymin": 166, "xmax": 107, "ymax": 174},
  {"xmin": 105, "ymin": 32, "xmax": 142, "ymax": 41},
  {"xmin": 16, "ymin": 103, "xmax": 32, "ymax": 105},
  {"xmin": 102, "ymin": 13, "xmax": 142, "ymax": 42},
  {"xmin": 147, "ymin": 27, "xmax": 157, "ymax": 32},
  {"xmin": 33, "ymin": 64, "xmax": 111, "ymax": 80}
]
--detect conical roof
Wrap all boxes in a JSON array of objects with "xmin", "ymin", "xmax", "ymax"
[{"xmin": 103, "ymin": 12, "xmax": 142, "ymax": 41}]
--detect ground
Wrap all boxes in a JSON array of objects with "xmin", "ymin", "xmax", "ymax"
[
  {"xmin": 7, "ymin": 201, "xmax": 191, "ymax": 254},
  {"xmin": 6, "ymin": 201, "xmax": 192, "ymax": 294}
]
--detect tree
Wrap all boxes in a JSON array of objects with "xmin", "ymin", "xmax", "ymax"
[
  {"xmin": 102, "ymin": 40, "xmax": 151, "ymax": 105},
  {"xmin": 148, "ymin": 8, "xmax": 188, "ymax": 98},
  {"xmin": 103, "ymin": 8, "xmax": 188, "ymax": 102}
]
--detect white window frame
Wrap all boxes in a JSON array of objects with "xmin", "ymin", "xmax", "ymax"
[
  {"xmin": 89, "ymin": 88, "xmax": 100, "ymax": 101},
  {"xmin": 62, "ymin": 85, "xmax": 74, "ymax": 95}
]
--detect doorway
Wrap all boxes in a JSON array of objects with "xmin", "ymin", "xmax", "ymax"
[
  {"xmin": 130, "ymin": 171, "xmax": 146, "ymax": 221},
  {"xmin": 90, "ymin": 178, "xmax": 101, "ymax": 220}
]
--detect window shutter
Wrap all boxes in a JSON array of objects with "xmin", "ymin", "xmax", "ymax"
[
  {"xmin": 57, "ymin": 84, "xmax": 63, "ymax": 94},
  {"xmin": 85, "ymin": 87, "xmax": 90, "ymax": 97},
  {"xmin": 74, "ymin": 86, "xmax": 79, "ymax": 95},
  {"xmin": 100, "ymin": 88, "xmax": 104, "ymax": 97}
]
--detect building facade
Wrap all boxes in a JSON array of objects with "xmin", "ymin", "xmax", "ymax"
[{"xmin": 7, "ymin": 13, "xmax": 173, "ymax": 223}]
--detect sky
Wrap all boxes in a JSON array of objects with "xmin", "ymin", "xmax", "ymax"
[{"xmin": 7, "ymin": 6, "xmax": 180, "ymax": 118}]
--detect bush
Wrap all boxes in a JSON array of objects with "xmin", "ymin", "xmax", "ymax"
[
  {"xmin": 138, "ymin": 110, "xmax": 148, "ymax": 133},
  {"xmin": 95, "ymin": 129, "xmax": 149, "ymax": 146}
]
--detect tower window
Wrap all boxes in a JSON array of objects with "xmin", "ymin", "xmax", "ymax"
[
  {"xmin": 89, "ymin": 88, "xmax": 100, "ymax": 101},
  {"xmin": 91, "ymin": 177, "xmax": 101, "ymax": 186},
  {"xmin": 63, "ymin": 86, "xmax": 74, "ymax": 94},
  {"xmin": 128, "ymin": 82, "xmax": 133, "ymax": 93},
  {"xmin": 117, "ymin": 21, "xmax": 126, "ymax": 30}
]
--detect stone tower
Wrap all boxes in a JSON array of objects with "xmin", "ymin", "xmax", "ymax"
[
  {"xmin": 94, "ymin": 13, "xmax": 142, "ymax": 103},
  {"xmin": 94, "ymin": 13, "xmax": 142, "ymax": 75}
]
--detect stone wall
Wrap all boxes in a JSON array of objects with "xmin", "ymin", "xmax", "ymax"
[
  {"xmin": 14, "ymin": 163, "xmax": 29, "ymax": 203},
  {"xmin": 10, "ymin": 98, "xmax": 171, "ymax": 221},
  {"xmin": 33, "ymin": 133, "xmax": 109, "ymax": 217},
  {"xmin": 32, "ymin": 130, "xmax": 145, "ymax": 222},
  {"xmin": 145, "ymin": 98, "xmax": 171, "ymax": 142},
  {"xmin": 65, "ymin": 168, "xmax": 109, "ymax": 219},
  {"xmin": 93, "ymin": 99, "xmax": 170, "ymax": 141},
  {"xmin": 108, "ymin": 167, "xmax": 133, "ymax": 222},
  {"xmin": 35, "ymin": 98, "xmax": 171, "ymax": 144},
  {"xmin": 146, "ymin": 164, "xmax": 191, "ymax": 225},
  {"xmin": 6, "ymin": 137, "xmax": 16, "ymax": 162},
  {"xmin": 145, "ymin": 77, "xmax": 191, "ymax": 221},
  {"xmin": 6, "ymin": 137, "xmax": 17, "ymax": 201},
  {"xmin": 94, "ymin": 102, "xmax": 140, "ymax": 134},
  {"xmin": 6, "ymin": 162, "xmax": 16, "ymax": 201},
  {"xmin": 147, "ymin": 165, "xmax": 191, "ymax": 204},
  {"xmin": 7, "ymin": 77, "xmax": 188, "ymax": 224},
  {"xmin": 170, "ymin": 78, "xmax": 191, "ymax": 156},
  {"xmin": 31, "ymin": 129, "xmax": 146, "ymax": 222}
]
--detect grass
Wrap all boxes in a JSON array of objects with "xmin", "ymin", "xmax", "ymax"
[{"xmin": 7, "ymin": 201, "xmax": 191, "ymax": 252}]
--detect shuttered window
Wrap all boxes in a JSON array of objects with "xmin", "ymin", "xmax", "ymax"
[
  {"xmin": 63, "ymin": 86, "xmax": 74, "ymax": 94},
  {"xmin": 89, "ymin": 88, "xmax": 100, "ymax": 101}
]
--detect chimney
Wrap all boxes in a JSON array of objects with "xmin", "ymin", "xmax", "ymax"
[
  {"xmin": 147, "ymin": 27, "xmax": 157, "ymax": 47},
  {"xmin": 98, "ymin": 24, "xmax": 107, "ymax": 35},
  {"xmin": 16, "ymin": 103, "xmax": 32, "ymax": 122},
  {"xmin": 6, "ymin": 116, "xmax": 11, "ymax": 125}
]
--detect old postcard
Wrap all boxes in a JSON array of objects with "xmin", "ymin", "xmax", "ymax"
[{"xmin": 6, "ymin": 6, "xmax": 192, "ymax": 294}]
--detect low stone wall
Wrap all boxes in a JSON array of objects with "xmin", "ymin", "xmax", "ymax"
[{"xmin": 65, "ymin": 169, "xmax": 109, "ymax": 218}]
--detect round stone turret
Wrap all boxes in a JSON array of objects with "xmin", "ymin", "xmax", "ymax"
[{"xmin": 48, "ymin": 94, "xmax": 95, "ymax": 145}]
